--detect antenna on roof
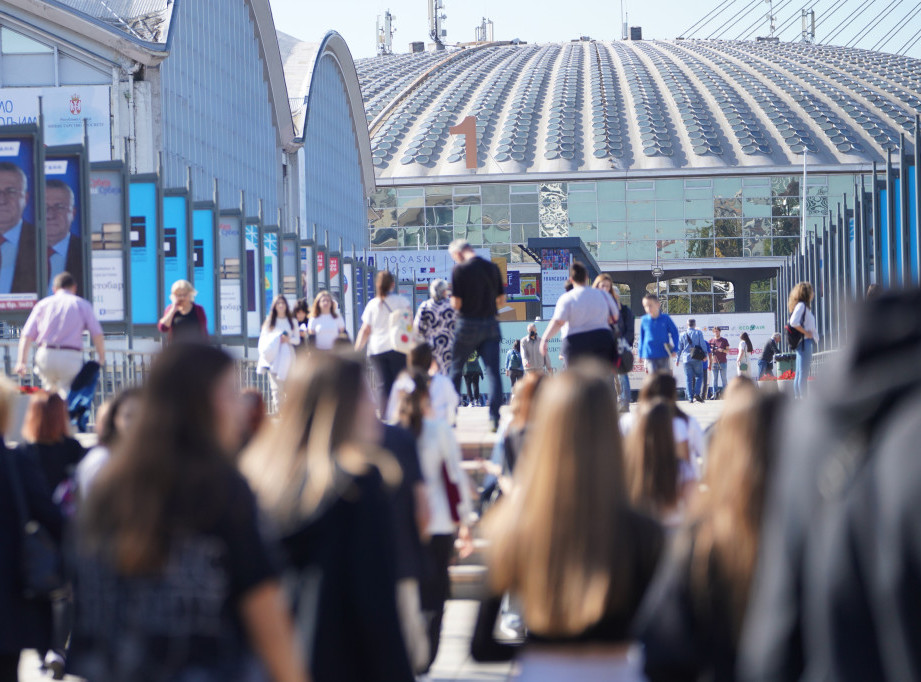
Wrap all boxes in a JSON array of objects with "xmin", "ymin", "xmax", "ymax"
[
  {"xmin": 620, "ymin": 0, "xmax": 628, "ymax": 40},
  {"xmin": 801, "ymin": 8, "xmax": 815, "ymax": 43},
  {"xmin": 428, "ymin": 0, "xmax": 447, "ymax": 49},
  {"xmin": 766, "ymin": 0, "xmax": 776, "ymax": 38},
  {"xmin": 475, "ymin": 17, "xmax": 494, "ymax": 42},
  {"xmin": 377, "ymin": 10, "xmax": 395, "ymax": 55}
]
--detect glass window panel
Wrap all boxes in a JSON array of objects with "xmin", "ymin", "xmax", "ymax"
[
  {"xmin": 772, "ymin": 196, "xmax": 800, "ymax": 217},
  {"xmin": 400, "ymin": 226, "xmax": 424, "ymax": 247},
  {"xmin": 685, "ymin": 198, "xmax": 713, "ymax": 219},
  {"xmin": 806, "ymin": 184, "xmax": 828, "ymax": 197},
  {"xmin": 482, "ymin": 204, "xmax": 510, "ymax": 226},
  {"xmin": 484, "ymin": 224, "xmax": 511, "ymax": 244},
  {"xmin": 626, "ymin": 180, "xmax": 654, "ymax": 193},
  {"xmin": 398, "ymin": 187, "xmax": 424, "ymax": 198},
  {"xmin": 1, "ymin": 27, "xmax": 53, "ymax": 53},
  {"xmin": 771, "ymin": 176, "xmax": 800, "ymax": 196},
  {"xmin": 431, "ymin": 227, "xmax": 453, "ymax": 246},
  {"xmin": 805, "ymin": 195, "xmax": 828, "ymax": 217},
  {"xmin": 598, "ymin": 221, "xmax": 626, "ymax": 240},
  {"xmin": 510, "ymin": 224, "xmax": 524, "ymax": 242},
  {"xmin": 744, "ymin": 238, "xmax": 771, "ymax": 256},
  {"xmin": 715, "ymin": 219, "xmax": 742, "ymax": 238},
  {"xmin": 715, "ymin": 238, "xmax": 742, "ymax": 257},
  {"xmin": 687, "ymin": 240, "xmax": 714, "ymax": 258},
  {"xmin": 510, "ymin": 203, "xmax": 538, "ymax": 224},
  {"xmin": 453, "ymin": 193, "xmax": 481, "ymax": 206},
  {"xmin": 425, "ymin": 206, "xmax": 453, "ymax": 226},
  {"xmin": 685, "ymin": 187, "xmax": 712, "ymax": 200},
  {"xmin": 742, "ymin": 184, "xmax": 771, "ymax": 198},
  {"xmin": 657, "ymin": 220, "xmax": 685, "ymax": 239},
  {"xmin": 828, "ymin": 174, "xmax": 855, "ymax": 198},
  {"xmin": 656, "ymin": 200, "xmax": 684, "ymax": 220},
  {"xmin": 663, "ymin": 296, "xmax": 690, "ymax": 315},
  {"xmin": 685, "ymin": 178, "xmax": 712, "ymax": 189},
  {"xmin": 454, "ymin": 205, "xmax": 482, "ymax": 225},
  {"xmin": 397, "ymin": 207, "xmax": 424, "ymax": 226},
  {"xmin": 807, "ymin": 174, "xmax": 828, "ymax": 187},
  {"xmin": 772, "ymin": 237, "xmax": 799, "ymax": 256},
  {"xmin": 397, "ymin": 193, "xmax": 424, "ymax": 209},
  {"xmin": 627, "ymin": 201, "xmax": 655, "ymax": 221},
  {"xmin": 566, "ymin": 191, "xmax": 596, "ymax": 205},
  {"xmin": 510, "ymin": 192, "xmax": 538, "ymax": 205},
  {"xmin": 481, "ymin": 184, "xmax": 509, "ymax": 204},
  {"xmin": 751, "ymin": 291, "xmax": 774, "ymax": 312},
  {"xmin": 371, "ymin": 208, "xmax": 397, "ymax": 228},
  {"xmin": 668, "ymin": 278, "xmax": 689, "ymax": 293},
  {"xmin": 456, "ymin": 225, "xmax": 483, "ymax": 245},
  {"xmin": 598, "ymin": 241, "xmax": 627, "ymax": 260},
  {"xmin": 511, "ymin": 184, "xmax": 539, "ymax": 193},
  {"xmin": 691, "ymin": 295, "xmax": 714, "ymax": 314},
  {"xmin": 743, "ymin": 196, "xmax": 772, "ymax": 217},
  {"xmin": 568, "ymin": 181, "xmax": 596, "ymax": 193},
  {"xmin": 454, "ymin": 185, "xmax": 481, "ymax": 196},
  {"xmin": 626, "ymin": 220, "xmax": 655, "ymax": 240},
  {"xmin": 743, "ymin": 218, "xmax": 770, "ymax": 238},
  {"xmin": 627, "ymin": 239, "xmax": 655, "ymax": 260},
  {"xmin": 597, "ymin": 181, "xmax": 625, "ymax": 202},
  {"xmin": 3, "ymin": 55, "xmax": 53, "ymax": 85},
  {"xmin": 569, "ymin": 203, "xmax": 597, "ymax": 222},
  {"xmin": 657, "ymin": 238, "xmax": 684, "ymax": 259},
  {"xmin": 598, "ymin": 202, "xmax": 627, "ymax": 221},
  {"xmin": 715, "ymin": 198, "xmax": 743, "ymax": 217},
  {"xmin": 425, "ymin": 186, "xmax": 453, "ymax": 205},
  {"xmin": 370, "ymin": 228, "xmax": 397, "ymax": 248},
  {"xmin": 772, "ymin": 217, "xmax": 800, "ymax": 237},
  {"xmin": 489, "ymin": 245, "xmax": 511, "ymax": 260},
  {"xmin": 685, "ymin": 219, "xmax": 713, "ymax": 239},
  {"xmin": 714, "ymin": 177, "xmax": 742, "ymax": 198},
  {"xmin": 655, "ymin": 179, "xmax": 683, "ymax": 200},
  {"xmin": 570, "ymin": 222, "xmax": 597, "ymax": 239},
  {"xmin": 510, "ymin": 245, "xmax": 527, "ymax": 263},
  {"xmin": 372, "ymin": 189, "xmax": 397, "ymax": 208},
  {"xmin": 692, "ymin": 278, "xmax": 712, "ymax": 293},
  {"xmin": 742, "ymin": 176, "xmax": 770, "ymax": 187}
]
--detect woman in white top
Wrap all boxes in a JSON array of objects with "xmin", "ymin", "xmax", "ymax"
[
  {"xmin": 788, "ymin": 281, "xmax": 819, "ymax": 399},
  {"xmin": 257, "ymin": 295, "xmax": 300, "ymax": 409},
  {"xmin": 736, "ymin": 332, "xmax": 754, "ymax": 377},
  {"xmin": 306, "ymin": 290, "xmax": 346, "ymax": 350},
  {"xmin": 395, "ymin": 373, "xmax": 472, "ymax": 671},
  {"xmin": 355, "ymin": 270, "xmax": 411, "ymax": 413}
]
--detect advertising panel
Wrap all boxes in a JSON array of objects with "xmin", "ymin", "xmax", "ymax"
[
  {"xmin": 374, "ymin": 248, "xmax": 489, "ymax": 287},
  {"xmin": 44, "ymin": 154, "xmax": 84, "ymax": 295},
  {"xmin": 342, "ymin": 262, "xmax": 355, "ymax": 338},
  {"xmin": 263, "ymin": 231, "xmax": 278, "ymax": 316},
  {"xmin": 89, "ymin": 167, "xmax": 125, "ymax": 322},
  {"xmin": 162, "ymin": 195, "xmax": 188, "ymax": 303},
  {"xmin": 192, "ymin": 207, "xmax": 216, "ymax": 334},
  {"xmin": 282, "ymin": 236, "xmax": 298, "ymax": 299},
  {"xmin": 0, "ymin": 134, "xmax": 38, "ymax": 311},
  {"xmin": 300, "ymin": 244, "xmax": 314, "ymax": 304},
  {"xmin": 316, "ymin": 248, "xmax": 327, "ymax": 290},
  {"xmin": 218, "ymin": 215, "xmax": 242, "ymax": 336},
  {"xmin": 245, "ymin": 224, "xmax": 261, "ymax": 338},
  {"xmin": 128, "ymin": 181, "xmax": 158, "ymax": 324},
  {"xmin": 0, "ymin": 86, "xmax": 111, "ymax": 160}
]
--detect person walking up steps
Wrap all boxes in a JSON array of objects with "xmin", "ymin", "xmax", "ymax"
[
  {"xmin": 505, "ymin": 339, "xmax": 524, "ymax": 392},
  {"xmin": 463, "ymin": 351, "xmax": 484, "ymax": 407},
  {"xmin": 448, "ymin": 239, "xmax": 505, "ymax": 431}
]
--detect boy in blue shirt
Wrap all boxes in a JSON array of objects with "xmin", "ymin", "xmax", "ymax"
[{"xmin": 638, "ymin": 293, "xmax": 680, "ymax": 375}]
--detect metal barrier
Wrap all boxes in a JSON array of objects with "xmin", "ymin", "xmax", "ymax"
[{"xmin": 0, "ymin": 340, "xmax": 277, "ymax": 428}]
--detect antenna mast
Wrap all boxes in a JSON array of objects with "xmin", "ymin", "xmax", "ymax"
[
  {"xmin": 801, "ymin": 8, "xmax": 815, "ymax": 43},
  {"xmin": 376, "ymin": 9, "xmax": 395, "ymax": 55},
  {"xmin": 429, "ymin": 0, "xmax": 446, "ymax": 49}
]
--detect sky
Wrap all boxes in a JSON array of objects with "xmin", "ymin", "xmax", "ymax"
[{"xmin": 268, "ymin": 0, "xmax": 921, "ymax": 61}]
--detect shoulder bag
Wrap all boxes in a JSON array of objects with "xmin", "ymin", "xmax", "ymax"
[
  {"xmin": 382, "ymin": 299, "xmax": 418, "ymax": 355},
  {"xmin": 2, "ymin": 450, "xmax": 66, "ymax": 599},
  {"xmin": 687, "ymin": 332, "xmax": 707, "ymax": 361}
]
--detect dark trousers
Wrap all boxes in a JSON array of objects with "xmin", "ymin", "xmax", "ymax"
[
  {"xmin": 508, "ymin": 369, "xmax": 524, "ymax": 389},
  {"xmin": 0, "ymin": 652, "xmax": 18, "ymax": 682},
  {"xmin": 451, "ymin": 318, "xmax": 502, "ymax": 423},
  {"xmin": 421, "ymin": 534, "xmax": 455, "ymax": 670},
  {"xmin": 370, "ymin": 350, "xmax": 406, "ymax": 414},
  {"xmin": 562, "ymin": 328, "xmax": 616, "ymax": 366},
  {"xmin": 463, "ymin": 374, "xmax": 481, "ymax": 403}
]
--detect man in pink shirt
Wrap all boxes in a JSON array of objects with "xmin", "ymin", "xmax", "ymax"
[{"xmin": 15, "ymin": 271, "xmax": 105, "ymax": 395}]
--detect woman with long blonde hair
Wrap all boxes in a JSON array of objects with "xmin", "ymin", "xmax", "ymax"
[
  {"xmin": 241, "ymin": 353, "xmax": 414, "ymax": 682},
  {"xmin": 787, "ymin": 281, "xmax": 818, "ymax": 399},
  {"xmin": 635, "ymin": 380, "xmax": 782, "ymax": 681},
  {"xmin": 471, "ymin": 361, "xmax": 663, "ymax": 679}
]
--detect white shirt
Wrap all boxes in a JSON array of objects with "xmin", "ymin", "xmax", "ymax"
[
  {"xmin": 619, "ymin": 411, "xmax": 706, "ymax": 478},
  {"xmin": 416, "ymin": 418, "xmax": 473, "ymax": 535},
  {"xmin": 386, "ymin": 372, "xmax": 460, "ymax": 426},
  {"xmin": 361, "ymin": 294, "xmax": 410, "ymax": 355},
  {"xmin": 790, "ymin": 302, "xmax": 819, "ymax": 344},
  {"xmin": 307, "ymin": 313, "xmax": 345, "ymax": 350},
  {"xmin": 75, "ymin": 445, "xmax": 110, "ymax": 498},
  {"xmin": 257, "ymin": 317, "xmax": 301, "ymax": 379},
  {"xmin": 551, "ymin": 285, "xmax": 618, "ymax": 337}
]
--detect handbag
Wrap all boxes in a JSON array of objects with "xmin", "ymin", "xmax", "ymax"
[
  {"xmin": 441, "ymin": 461, "xmax": 462, "ymax": 523},
  {"xmin": 785, "ymin": 323, "xmax": 804, "ymax": 350},
  {"xmin": 2, "ymin": 450, "xmax": 66, "ymax": 599},
  {"xmin": 687, "ymin": 333, "xmax": 707, "ymax": 361},
  {"xmin": 615, "ymin": 338, "xmax": 634, "ymax": 375},
  {"xmin": 382, "ymin": 300, "xmax": 418, "ymax": 355}
]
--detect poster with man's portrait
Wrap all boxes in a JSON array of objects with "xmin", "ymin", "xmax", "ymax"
[
  {"xmin": 0, "ymin": 134, "xmax": 39, "ymax": 310},
  {"xmin": 44, "ymin": 155, "xmax": 84, "ymax": 295}
]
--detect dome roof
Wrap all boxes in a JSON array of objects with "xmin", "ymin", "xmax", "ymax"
[{"xmin": 355, "ymin": 39, "xmax": 921, "ymax": 179}]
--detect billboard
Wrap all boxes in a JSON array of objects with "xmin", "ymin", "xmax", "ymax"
[
  {"xmin": 342, "ymin": 261, "xmax": 355, "ymax": 337},
  {"xmin": 128, "ymin": 181, "xmax": 158, "ymax": 324},
  {"xmin": 44, "ymin": 154, "xmax": 84, "ymax": 295},
  {"xmin": 192, "ymin": 207, "xmax": 216, "ymax": 334},
  {"xmin": 300, "ymin": 244, "xmax": 314, "ymax": 304},
  {"xmin": 89, "ymin": 167, "xmax": 125, "ymax": 322},
  {"xmin": 162, "ymin": 195, "xmax": 189, "ymax": 304},
  {"xmin": 218, "ymin": 215, "xmax": 242, "ymax": 336},
  {"xmin": 0, "ymin": 134, "xmax": 39, "ymax": 310},
  {"xmin": 373, "ymin": 248, "xmax": 489, "ymax": 287},
  {"xmin": 263, "ymin": 231, "xmax": 278, "ymax": 316},
  {"xmin": 245, "ymin": 224, "xmax": 261, "ymax": 338},
  {"xmin": 0, "ymin": 86, "xmax": 111, "ymax": 160}
]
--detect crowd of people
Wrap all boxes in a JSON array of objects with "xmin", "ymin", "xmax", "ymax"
[{"xmin": 1, "ymin": 249, "xmax": 871, "ymax": 682}]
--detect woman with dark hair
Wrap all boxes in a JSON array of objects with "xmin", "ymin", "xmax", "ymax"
[
  {"xmin": 625, "ymin": 399, "xmax": 684, "ymax": 526},
  {"xmin": 241, "ymin": 353, "xmax": 414, "ymax": 682},
  {"xmin": 18, "ymin": 391, "xmax": 86, "ymax": 496},
  {"xmin": 0, "ymin": 378, "xmax": 62, "ymax": 682},
  {"xmin": 635, "ymin": 385, "xmax": 782, "ymax": 682},
  {"xmin": 736, "ymin": 332, "xmax": 754, "ymax": 377},
  {"xmin": 292, "ymin": 298, "xmax": 310, "ymax": 345},
  {"xmin": 472, "ymin": 363, "xmax": 663, "ymax": 678},
  {"xmin": 787, "ymin": 281, "xmax": 818, "ymax": 399},
  {"xmin": 71, "ymin": 345, "xmax": 305, "ymax": 682},
  {"xmin": 355, "ymin": 270, "xmax": 411, "ymax": 413},
  {"xmin": 258, "ymin": 295, "xmax": 301, "ymax": 410},
  {"xmin": 75, "ymin": 387, "xmax": 142, "ymax": 498}
]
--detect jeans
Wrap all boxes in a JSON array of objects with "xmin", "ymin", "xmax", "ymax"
[
  {"xmin": 644, "ymin": 357, "xmax": 671, "ymax": 374},
  {"xmin": 684, "ymin": 358, "xmax": 704, "ymax": 400},
  {"xmin": 711, "ymin": 362, "xmax": 728, "ymax": 394},
  {"xmin": 451, "ymin": 318, "xmax": 502, "ymax": 423},
  {"xmin": 758, "ymin": 359, "xmax": 774, "ymax": 378},
  {"xmin": 794, "ymin": 338, "xmax": 814, "ymax": 399},
  {"xmin": 371, "ymin": 350, "xmax": 407, "ymax": 414}
]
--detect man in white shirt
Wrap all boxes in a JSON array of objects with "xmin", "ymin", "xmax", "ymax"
[{"xmin": 540, "ymin": 262, "xmax": 619, "ymax": 366}]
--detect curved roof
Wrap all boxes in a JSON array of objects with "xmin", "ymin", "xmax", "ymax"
[
  {"xmin": 355, "ymin": 39, "xmax": 921, "ymax": 180},
  {"xmin": 278, "ymin": 30, "xmax": 376, "ymax": 195}
]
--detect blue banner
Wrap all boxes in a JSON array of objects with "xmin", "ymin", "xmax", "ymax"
[
  {"xmin": 192, "ymin": 207, "xmax": 215, "ymax": 334},
  {"xmin": 162, "ymin": 195, "xmax": 188, "ymax": 305},
  {"xmin": 879, "ymin": 187, "xmax": 890, "ymax": 286},
  {"xmin": 263, "ymin": 232, "xmax": 278, "ymax": 315},
  {"xmin": 128, "ymin": 181, "xmax": 158, "ymax": 324},
  {"xmin": 909, "ymin": 165, "xmax": 918, "ymax": 284}
]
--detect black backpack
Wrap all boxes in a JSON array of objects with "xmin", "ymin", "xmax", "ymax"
[{"xmin": 686, "ymin": 331, "xmax": 707, "ymax": 361}]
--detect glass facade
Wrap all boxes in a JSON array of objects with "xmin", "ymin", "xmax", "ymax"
[{"xmin": 369, "ymin": 174, "xmax": 861, "ymax": 263}]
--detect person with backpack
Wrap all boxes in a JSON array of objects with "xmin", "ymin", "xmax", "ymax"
[
  {"xmin": 610, "ymin": 282, "xmax": 636, "ymax": 410},
  {"xmin": 505, "ymin": 339, "xmax": 524, "ymax": 391},
  {"xmin": 463, "ymin": 351, "xmax": 484, "ymax": 407},
  {"xmin": 356, "ymin": 270, "xmax": 411, "ymax": 413},
  {"xmin": 677, "ymin": 319, "xmax": 709, "ymax": 403}
]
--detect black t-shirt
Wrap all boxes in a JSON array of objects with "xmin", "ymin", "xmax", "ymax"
[
  {"xmin": 451, "ymin": 256, "xmax": 504, "ymax": 319},
  {"xmin": 70, "ymin": 467, "xmax": 277, "ymax": 682},
  {"xmin": 19, "ymin": 437, "xmax": 86, "ymax": 494},
  {"xmin": 171, "ymin": 306, "xmax": 204, "ymax": 343},
  {"xmin": 382, "ymin": 424, "xmax": 425, "ymax": 581}
]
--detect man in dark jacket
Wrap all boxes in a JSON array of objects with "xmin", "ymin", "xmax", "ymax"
[
  {"xmin": 757, "ymin": 333, "xmax": 781, "ymax": 379},
  {"xmin": 739, "ymin": 290, "xmax": 921, "ymax": 681}
]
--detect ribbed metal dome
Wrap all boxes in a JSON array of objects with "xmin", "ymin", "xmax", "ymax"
[{"xmin": 355, "ymin": 40, "xmax": 921, "ymax": 179}]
